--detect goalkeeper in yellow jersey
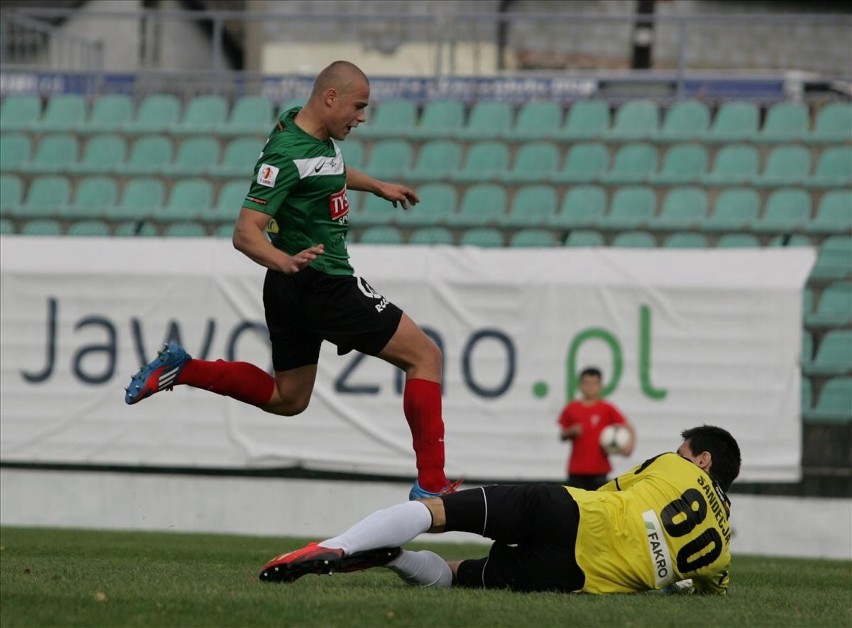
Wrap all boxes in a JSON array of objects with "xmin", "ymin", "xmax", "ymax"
[{"xmin": 259, "ymin": 425, "xmax": 741, "ymax": 595}]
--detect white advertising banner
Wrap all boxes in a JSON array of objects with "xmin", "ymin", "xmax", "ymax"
[{"xmin": 0, "ymin": 237, "xmax": 815, "ymax": 482}]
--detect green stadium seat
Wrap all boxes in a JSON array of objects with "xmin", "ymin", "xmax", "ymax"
[
  {"xmin": 767, "ymin": 234, "xmax": 813, "ymax": 248},
  {"xmin": 450, "ymin": 141, "xmax": 511, "ymax": 183},
  {"xmin": 702, "ymin": 102, "xmax": 759, "ymax": 143},
  {"xmin": 407, "ymin": 99, "xmax": 465, "ymax": 140},
  {"xmin": 756, "ymin": 102, "xmax": 810, "ymax": 143},
  {"xmin": 499, "ymin": 184, "xmax": 559, "ymax": 228},
  {"xmin": 600, "ymin": 143, "xmax": 658, "ymax": 184},
  {"xmin": 0, "ymin": 132, "xmax": 32, "ymax": 172},
  {"xmin": 457, "ymin": 101, "xmax": 513, "ymax": 141},
  {"xmin": 504, "ymin": 101, "xmax": 563, "ymax": 141},
  {"xmin": 358, "ymin": 99, "xmax": 417, "ymax": 139},
  {"xmin": 359, "ymin": 225, "xmax": 404, "ymax": 245},
  {"xmin": 67, "ymin": 219, "xmax": 111, "ymax": 237},
  {"xmin": 34, "ymin": 95, "xmax": 86, "ymax": 133},
  {"xmin": 808, "ymin": 147, "xmax": 852, "ymax": 188},
  {"xmin": 0, "ymin": 217, "xmax": 15, "ymax": 234},
  {"xmin": 277, "ymin": 97, "xmax": 305, "ymax": 116},
  {"xmin": 805, "ymin": 281, "xmax": 852, "ymax": 328},
  {"xmin": 662, "ymin": 232, "xmax": 709, "ymax": 248},
  {"xmin": 652, "ymin": 187, "xmax": 709, "ymax": 231},
  {"xmin": 805, "ymin": 190, "xmax": 852, "ymax": 234},
  {"xmin": 64, "ymin": 176, "xmax": 119, "ymax": 220},
  {"xmin": 753, "ymin": 188, "xmax": 812, "ymax": 234},
  {"xmin": 549, "ymin": 185, "xmax": 607, "ymax": 229},
  {"xmin": 0, "ymin": 94, "xmax": 41, "ymax": 131},
  {"xmin": 704, "ymin": 187, "xmax": 761, "ymax": 232},
  {"xmin": 716, "ymin": 233, "xmax": 761, "ymax": 248},
  {"xmin": 502, "ymin": 142, "xmax": 561, "ymax": 184},
  {"xmin": 754, "ymin": 144, "xmax": 811, "ymax": 187},
  {"xmin": 113, "ymin": 220, "xmax": 159, "ymax": 237},
  {"xmin": 363, "ymin": 139, "xmax": 413, "ymax": 180},
  {"xmin": 600, "ymin": 186, "xmax": 657, "ymax": 230},
  {"xmin": 152, "ymin": 178, "xmax": 213, "ymax": 222},
  {"xmin": 811, "ymin": 235, "xmax": 852, "ymax": 280},
  {"xmin": 356, "ymin": 194, "xmax": 398, "ymax": 226},
  {"xmin": 20, "ymin": 218, "xmax": 62, "ymax": 236},
  {"xmin": 803, "ymin": 376, "xmax": 852, "ymax": 423},
  {"xmin": 409, "ymin": 227, "xmax": 454, "ymax": 245},
  {"xmin": 447, "ymin": 183, "xmax": 507, "ymax": 227},
  {"xmin": 107, "ymin": 178, "xmax": 164, "ymax": 222},
  {"xmin": 459, "ymin": 227, "xmax": 504, "ymax": 247},
  {"xmin": 803, "ymin": 285, "xmax": 815, "ymax": 317},
  {"xmin": 649, "ymin": 144, "xmax": 708, "ymax": 185},
  {"xmin": 807, "ymin": 102, "xmax": 852, "ymax": 145},
  {"xmin": 550, "ymin": 142, "xmax": 609, "ymax": 184},
  {"xmin": 123, "ymin": 94, "xmax": 182, "ymax": 134},
  {"xmin": 0, "ymin": 174, "xmax": 24, "ymax": 217},
  {"xmin": 78, "ymin": 94, "xmax": 133, "ymax": 134},
  {"xmin": 209, "ymin": 180, "xmax": 248, "ymax": 224},
  {"xmin": 800, "ymin": 375, "xmax": 812, "ymax": 413},
  {"xmin": 19, "ymin": 176, "xmax": 70, "ymax": 218},
  {"xmin": 214, "ymin": 223, "xmax": 234, "ymax": 238},
  {"xmin": 612, "ymin": 231, "xmax": 656, "ymax": 248},
  {"xmin": 210, "ymin": 137, "xmax": 264, "ymax": 179},
  {"xmin": 68, "ymin": 134, "xmax": 128, "ymax": 175},
  {"xmin": 167, "ymin": 136, "xmax": 221, "ymax": 176},
  {"xmin": 115, "ymin": 135, "xmax": 175, "ymax": 175},
  {"xmin": 163, "ymin": 222, "xmax": 209, "ymax": 238},
  {"xmin": 219, "ymin": 96, "xmax": 273, "ymax": 136},
  {"xmin": 556, "ymin": 100, "xmax": 610, "ymax": 141},
  {"xmin": 606, "ymin": 100, "xmax": 659, "ymax": 141},
  {"xmin": 396, "ymin": 183, "xmax": 457, "ymax": 227},
  {"xmin": 340, "ymin": 139, "xmax": 365, "ymax": 170},
  {"xmin": 564, "ymin": 229, "xmax": 605, "ymax": 247},
  {"xmin": 509, "ymin": 228, "xmax": 558, "ymax": 247},
  {"xmin": 803, "ymin": 330, "xmax": 852, "ymax": 377},
  {"xmin": 345, "ymin": 190, "xmax": 362, "ymax": 214},
  {"xmin": 701, "ymin": 144, "xmax": 759, "ymax": 186},
  {"xmin": 26, "ymin": 134, "xmax": 79, "ymax": 174},
  {"xmin": 171, "ymin": 95, "xmax": 228, "ymax": 135},
  {"xmin": 657, "ymin": 100, "xmax": 710, "ymax": 142},
  {"xmin": 403, "ymin": 140, "xmax": 463, "ymax": 183}
]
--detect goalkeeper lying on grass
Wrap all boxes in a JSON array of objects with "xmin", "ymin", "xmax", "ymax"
[{"xmin": 260, "ymin": 425, "xmax": 740, "ymax": 595}]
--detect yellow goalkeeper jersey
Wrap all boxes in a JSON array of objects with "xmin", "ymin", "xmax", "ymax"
[{"xmin": 566, "ymin": 452, "xmax": 732, "ymax": 595}]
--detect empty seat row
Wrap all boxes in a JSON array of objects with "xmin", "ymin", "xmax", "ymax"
[
  {"xmin": 0, "ymin": 217, "xmax": 234, "ymax": 238},
  {"xmin": 2, "ymin": 94, "xmax": 850, "ymax": 146},
  {"xmin": 357, "ymin": 99, "xmax": 852, "ymax": 144},
  {"xmin": 802, "ymin": 329, "xmax": 852, "ymax": 377},
  {"xmin": 801, "ymin": 376, "xmax": 851, "ymax": 423},
  {"xmin": 803, "ymin": 281, "xmax": 852, "ymax": 328}
]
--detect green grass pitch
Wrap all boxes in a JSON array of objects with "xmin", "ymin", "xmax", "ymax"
[{"xmin": 1, "ymin": 527, "xmax": 850, "ymax": 627}]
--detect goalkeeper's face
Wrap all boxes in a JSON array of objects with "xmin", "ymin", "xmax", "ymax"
[{"xmin": 326, "ymin": 78, "xmax": 370, "ymax": 141}]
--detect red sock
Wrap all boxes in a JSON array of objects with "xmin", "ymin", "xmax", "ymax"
[
  {"xmin": 176, "ymin": 359, "xmax": 275, "ymax": 407},
  {"xmin": 403, "ymin": 378, "xmax": 448, "ymax": 492}
]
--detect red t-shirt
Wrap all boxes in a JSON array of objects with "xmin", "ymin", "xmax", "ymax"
[{"xmin": 557, "ymin": 399, "xmax": 627, "ymax": 475}]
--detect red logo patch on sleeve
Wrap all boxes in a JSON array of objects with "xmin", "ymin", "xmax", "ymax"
[{"xmin": 329, "ymin": 187, "xmax": 350, "ymax": 220}]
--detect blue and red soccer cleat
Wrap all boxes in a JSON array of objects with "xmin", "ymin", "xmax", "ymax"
[
  {"xmin": 124, "ymin": 343, "xmax": 191, "ymax": 405},
  {"xmin": 259, "ymin": 542, "xmax": 401, "ymax": 583},
  {"xmin": 408, "ymin": 478, "xmax": 464, "ymax": 501}
]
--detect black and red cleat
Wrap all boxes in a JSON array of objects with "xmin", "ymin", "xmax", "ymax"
[{"xmin": 259, "ymin": 542, "xmax": 401, "ymax": 583}]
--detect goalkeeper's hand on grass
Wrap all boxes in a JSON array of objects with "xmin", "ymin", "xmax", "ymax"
[{"xmin": 660, "ymin": 579, "xmax": 694, "ymax": 594}]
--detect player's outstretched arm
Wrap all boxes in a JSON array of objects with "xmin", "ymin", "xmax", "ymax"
[
  {"xmin": 346, "ymin": 167, "xmax": 419, "ymax": 209},
  {"xmin": 232, "ymin": 207, "xmax": 324, "ymax": 275}
]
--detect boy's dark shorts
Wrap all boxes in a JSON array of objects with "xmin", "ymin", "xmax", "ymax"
[
  {"xmin": 441, "ymin": 484, "xmax": 585, "ymax": 593},
  {"xmin": 263, "ymin": 267, "xmax": 403, "ymax": 372}
]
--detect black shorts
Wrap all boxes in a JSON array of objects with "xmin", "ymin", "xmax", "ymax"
[
  {"xmin": 263, "ymin": 267, "xmax": 403, "ymax": 372},
  {"xmin": 441, "ymin": 484, "xmax": 585, "ymax": 593}
]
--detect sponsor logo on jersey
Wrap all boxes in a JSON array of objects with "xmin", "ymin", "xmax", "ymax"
[
  {"xmin": 329, "ymin": 187, "xmax": 350, "ymax": 220},
  {"xmin": 257, "ymin": 163, "xmax": 279, "ymax": 187},
  {"xmin": 642, "ymin": 510, "xmax": 675, "ymax": 589},
  {"xmin": 245, "ymin": 195, "xmax": 267, "ymax": 206},
  {"xmin": 265, "ymin": 218, "xmax": 279, "ymax": 234},
  {"xmin": 293, "ymin": 143, "xmax": 345, "ymax": 179}
]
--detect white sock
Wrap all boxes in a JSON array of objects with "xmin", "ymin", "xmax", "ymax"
[
  {"xmin": 318, "ymin": 501, "xmax": 432, "ymax": 555},
  {"xmin": 386, "ymin": 549, "xmax": 453, "ymax": 588}
]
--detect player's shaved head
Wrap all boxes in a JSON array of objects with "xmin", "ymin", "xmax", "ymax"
[{"xmin": 311, "ymin": 60, "xmax": 369, "ymax": 98}]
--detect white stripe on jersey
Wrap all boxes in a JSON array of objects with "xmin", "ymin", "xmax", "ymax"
[{"xmin": 293, "ymin": 143, "xmax": 345, "ymax": 179}]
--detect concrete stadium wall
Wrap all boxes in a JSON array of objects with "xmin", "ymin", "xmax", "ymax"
[{"xmin": 2, "ymin": 468, "xmax": 850, "ymax": 561}]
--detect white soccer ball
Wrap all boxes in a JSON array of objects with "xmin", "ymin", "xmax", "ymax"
[{"xmin": 599, "ymin": 424, "xmax": 631, "ymax": 454}]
